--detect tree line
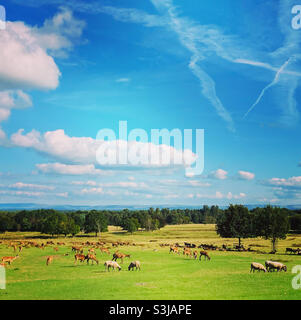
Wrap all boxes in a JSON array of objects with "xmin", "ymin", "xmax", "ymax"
[{"xmin": 0, "ymin": 205, "xmax": 300, "ymax": 249}]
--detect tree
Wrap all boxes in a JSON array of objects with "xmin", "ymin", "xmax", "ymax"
[
  {"xmin": 216, "ymin": 204, "xmax": 252, "ymax": 247},
  {"xmin": 123, "ymin": 217, "xmax": 139, "ymax": 233},
  {"xmin": 84, "ymin": 211, "xmax": 108, "ymax": 237},
  {"xmin": 289, "ymin": 214, "xmax": 301, "ymax": 233},
  {"xmin": 253, "ymin": 206, "xmax": 289, "ymax": 253}
]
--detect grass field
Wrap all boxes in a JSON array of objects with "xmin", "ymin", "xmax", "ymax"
[{"xmin": 0, "ymin": 224, "xmax": 301, "ymax": 300}]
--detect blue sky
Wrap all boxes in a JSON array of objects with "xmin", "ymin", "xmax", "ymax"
[{"xmin": 0, "ymin": 0, "xmax": 301, "ymax": 206}]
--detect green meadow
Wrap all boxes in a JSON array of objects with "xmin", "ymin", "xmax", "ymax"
[{"xmin": 0, "ymin": 224, "xmax": 301, "ymax": 300}]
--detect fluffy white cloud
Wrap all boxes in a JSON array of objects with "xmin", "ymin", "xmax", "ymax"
[
  {"xmin": 0, "ymin": 21, "xmax": 60, "ymax": 91},
  {"xmin": 238, "ymin": 170, "xmax": 255, "ymax": 180},
  {"xmin": 208, "ymin": 169, "xmax": 228, "ymax": 180},
  {"xmin": 266, "ymin": 176, "xmax": 301, "ymax": 187},
  {"xmin": 11, "ymin": 128, "xmax": 197, "ymax": 169},
  {"xmin": 0, "ymin": 7, "xmax": 85, "ymax": 142},
  {"xmin": 36, "ymin": 162, "xmax": 109, "ymax": 175}
]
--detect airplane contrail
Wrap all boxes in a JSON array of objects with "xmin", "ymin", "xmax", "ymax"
[{"xmin": 243, "ymin": 57, "xmax": 294, "ymax": 119}]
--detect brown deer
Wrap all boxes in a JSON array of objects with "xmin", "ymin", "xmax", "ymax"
[
  {"xmin": 88, "ymin": 248, "xmax": 96, "ymax": 255},
  {"xmin": 46, "ymin": 256, "xmax": 54, "ymax": 266},
  {"xmin": 183, "ymin": 248, "xmax": 192, "ymax": 258},
  {"xmin": 100, "ymin": 247, "xmax": 110, "ymax": 255},
  {"xmin": 199, "ymin": 251, "xmax": 210, "ymax": 261},
  {"xmin": 86, "ymin": 254, "xmax": 99, "ymax": 265},
  {"xmin": 193, "ymin": 250, "xmax": 198, "ymax": 259},
  {"xmin": 112, "ymin": 252, "xmax": 131, "ymax": 264},
  {"xmin": 169, "ymin": 246, "xmax": 179, "ymax": 254},
  {"xmin": 74, "ymin": 254, "xmax": 87, "ymax": 264},
  {"xmin": 1, "ymin": 255, "xmax": 19, "ymax": 265}
]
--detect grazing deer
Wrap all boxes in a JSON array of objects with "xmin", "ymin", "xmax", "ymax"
[
  {"xmin": 1, "ymin": 255, "xmax": 19, "ymax": 265},
  {"xmin": 100, "ymin": 247, "xmax": 110, "ymax": 255},
  {"xmin": 86, "ymin": 254, "xmax": 99, "ymax": 265},
  {"xmin": 74, "ymin": 254, "xmax": 87, "ymax": 264},
  {"xmin": 88, "ymin": 248, "xmax": 96, "ymax": 255},
  {"xmin": 193, "ymin": 250, "xmax": 198, "ymax": 259},
  {"xmin": 199, "ymin": 251, "xmax": 210, "ymax": 261},
  {"xmin": 169, "ymin": 246, "xmax": 179, "ymax": 254},
  {"xmin": 183, "ymin": 248, "xmax": 192, "ymax": 258},
  {"xmin": 46, "ymin": 256, "xmax": 54, "ymax": 266},
  {"xmin": 53, "ymin": 247, "xmax": 59, "ymax": 252},
  {"xmin": 112, "ymin": 252, "xmax": 131, "ymax": 264}
]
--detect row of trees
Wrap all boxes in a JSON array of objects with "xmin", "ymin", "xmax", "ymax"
[
  {"xmin": 0, "ymin": 205, "xmax": 300, "ymax": 245},
  {"xmin": 216, "ymin": 205, "xmax": 290, "ymax": 252}
]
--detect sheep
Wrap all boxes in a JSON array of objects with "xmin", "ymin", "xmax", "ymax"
[
  {"xmin": 250, "ymin": 262, "xmax": 267, "ymax": 273},
  {"xmin": 128, "ymin": 261, "xmax": 141, "ymax": 271},
  {"xmin": 265, "ymin": 260, "xmax": 287, "ymax": 272},
  {"xmin": 104, "ymin": 260, "xmax": 121, "ymax": 271}
]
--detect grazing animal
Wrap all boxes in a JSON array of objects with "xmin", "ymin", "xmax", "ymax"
[
  {"xmin": 286, "ymin": 247, "xmax": 300, "ymax": 255},
  {"xmin": 183, "ymin": 248, "xmax": 192, "ymax": 258},
  {"xmin": 100, "ymin": 247, "xmax": 110, "ymax": 255},
  {"xmin": 53, "ymin": 247, "xmax": 59, "ymax": 252},
  {"xmin": 74, "ymin": 254, "xmax": 87, "ymax": 264},
  {"xmin": 199, "ymin": 251, "xmax": 210, "ymax": 261},
  {"xmin": 169, "ymin": 246, "xmax": 179, "ymax": 254},
  {"xmin": 1, "ymin": 255, "xmax": 19, "ymax": 265},
  {"xmin": 86, "ymin": 254, "xmax": 99, "ymax": 265},
  {"xmin": 104, "ymin": 260, "xmax": 121, "ymax": 271},
  {"xmin": 265, "ymin": 260, "xmax": 287, "ymax": 272},
  {"xmin": 112, "ymin": 252, "xmax": 131, "ymax": 264},
  {"xmin": 128, "ymin": 261, "xmax": 141, "ymax": 271},
  {"xmin": 250, "ymin": 262, "xmax": 267, "ymax": 273},
  {"xmin": 193, "ymin": 250, "xmax": 198, "ymax": 259},
  {"xmin": 46, "ymin": 256, "xmax": 54, "ymax": 266},
  {"xmin": 88, "ymin": 248, "xmax": 96, "ymax": 255},
  {"xmin": 0, "ymin": 262, "xmax": 5, "ymax": 268}
]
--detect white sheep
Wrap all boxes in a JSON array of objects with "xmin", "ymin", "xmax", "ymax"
[
  {"xmin": 265, "ymin": 260, "xmax": 287, "ymax": 272},
  {"xmin": 250, "ymin": 262, "xmax": 267, "ymax": 273},
  {"xmin": 104, "ymin": 260, "xmax": 121, "ymax": 271},
  {"xmin": 128, "ymin": 261, "xmax": 141, "ymax": 271}
]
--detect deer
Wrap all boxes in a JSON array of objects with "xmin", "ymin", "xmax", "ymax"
[
  {"xmin": 74, "ymin": 254, "xmax": 87, "ymax": 264},
  {"xmin": 1, "ymin": 255, "xmax": 19, "ymax": 265},
  {"xmin": 199, "ymin": 251, "xmax": 210, "ymax": 261},
  {"xmin": 46, "ymin": 256, "xmax": 54, "ymax": 266},
  {"xmin": 100, "ymin": 247, "xmax": 110, "ymax": 255},
  {"xmin": 112, "ymin": 252, "xmax": 131, "ymax": 264},
  {"xmin": 86, "ymin": 254, "xmax": 99, "ymax": 265}
]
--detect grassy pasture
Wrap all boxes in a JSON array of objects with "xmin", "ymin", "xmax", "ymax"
[{"xmin": 0, "ymin": 224, "xmax": 301, "ymax": 300}]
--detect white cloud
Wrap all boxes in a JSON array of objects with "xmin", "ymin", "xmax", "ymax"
[
  {"xmin": 208, "ymin": 169, "xmax": 228, "ymax": 180},
  {"xmin": 36, "ymin": 162, "xmax": 109, "ymax": 175},
  {"xmin": 0, "ymin": 190, "xmax": 44, "ymax": 197},
  {"xmin": 266, "ymin": 176, "xmax": 301, "ymax": 187},
  {"xmin": 194, "ymin": 191, "xmax": 246, "ymax": 200},
  {"xmin": 9, "ymin": 182, "xmax": 55, "ymax": 190},
  {"xmin": 0, "ymin": 7, "xmax": 85, "ymax": 141},
  {"xmin": 80, "ymin": 187, "xmax": 104, "ymax": 195},
  {"xmin": 0, "ymin": 21, "xmax": 60, "ymax": 91},
  {"xmin": 10, "ymin": 128, "xmax": 197, "ymax": 169},
  {"xmin": 238, "ymin": 170, "xmax": 255, "ymax": 180},
  {"xmin": 71, "ymin": 180, "xmax": 97, "ymax": 186}
]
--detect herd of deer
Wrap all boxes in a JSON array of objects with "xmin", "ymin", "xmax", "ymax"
[
  {"xmin": 169, "ymin": 245, "xmax": 211, "ymax": 261},
  {"xmin": 0, "ymin": 239, "xmax": 138, "ymax": 272}
]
